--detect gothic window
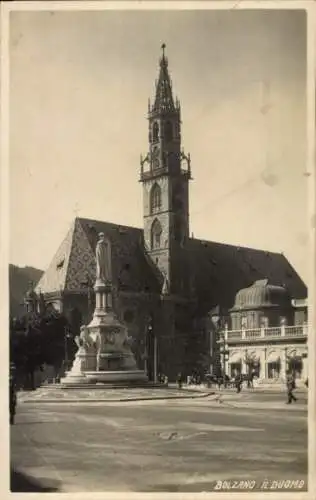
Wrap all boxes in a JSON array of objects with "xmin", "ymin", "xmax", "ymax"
[
  {"xmin": 164, "ymin": 121, "xmax": 173, "ymax": 142},
  {"xmin": 152, "ymin": 122, "xmax": 159, "ymax": 143},
  {"xmin": 151, "ymin": 219, "xmax": 162, "ymax": 250},
  {"xmin": 150, "ymin": 183, "xmax": 162, "ymax": 214}
]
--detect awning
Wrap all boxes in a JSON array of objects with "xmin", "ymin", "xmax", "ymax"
[
  {"xmin": 247, "ymin": 351, "xmax": 261, "ymax": 362},
  {"xmin": 229, "ymin": 352, "xmax": 242, "ymax": 364},
  {"xmin": 266, "ymin": 351, "xmax": 281, "ymax": 363}
]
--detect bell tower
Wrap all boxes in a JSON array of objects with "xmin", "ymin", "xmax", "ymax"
[{"xmin": 140, "ymin": 44, "xmax": 192, "ymax": 295}]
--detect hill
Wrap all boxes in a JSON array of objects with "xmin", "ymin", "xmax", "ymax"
[{"xmin": 9, "ymin": 264, "xmax": 43, "ymax": 318}]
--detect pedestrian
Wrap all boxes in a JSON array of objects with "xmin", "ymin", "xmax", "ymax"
[
  {"xmin": 205, "ymin": 374, "xmax": 212, "ymax": 388},
  {"xmin": 235, "ymin": 373, "xmax": 242, "ymax": 393},
  {"xmin": 249, "ymin": 370, "xmax": 255, "ymax": 389},
  {"xmin": 286, "ymin": 372, "xmax": 297, "ymax": 404},
  {"xmin": 305, "ymin": 378, "xmax": 308, "ymax": 388},
  {"xmin": 9, "ymin": 376, "xmax": 17, "ymax": 425},
  {"xmin": 177, "ymin": 372, "xmax": 183, "ymax": 389},
  {"xmin": 164, "ymin": 374, "xmax": 169, "ymax": 387}
]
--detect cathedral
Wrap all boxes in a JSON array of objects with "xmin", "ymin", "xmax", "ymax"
[{"xmin": 29, "ymin": 46, "xmax": 307, "ymax": 382}]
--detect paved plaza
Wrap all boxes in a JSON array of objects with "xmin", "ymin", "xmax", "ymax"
[{"xmin": 11, "ymin": 389, "xmax": 307, "ymax": 493}]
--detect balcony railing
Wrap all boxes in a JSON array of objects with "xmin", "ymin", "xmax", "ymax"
[{"xmin": 223, "ymin": 325, "xmax": 308, "ymax": 342}]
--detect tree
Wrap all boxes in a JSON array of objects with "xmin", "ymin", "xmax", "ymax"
[{"xmin": 10, "ymin": 310, "xmax": 70, "ymax": 389}]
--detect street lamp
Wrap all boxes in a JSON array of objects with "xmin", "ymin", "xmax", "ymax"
[
  {"xmin": 64, "ymin": 326, "xmax": 72, "ymax": 372},
  {"xmin": 218, "ymin": 329, "xmax": 229, "ymax": 379},
  {"xmin": 210, "ymin": 311, "xmax": 220, "ymax": 376},
  {"xmin": 143, "ymin": 314, "xmax": 157, "ymax": 382}
]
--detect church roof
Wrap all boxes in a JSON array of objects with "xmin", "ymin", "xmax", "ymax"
[
  {"xmin": 187, "ymin": 238, "xmax": 307, "ymax": 315},
  {"xmin": 35, "ymin": 218, "xmax": 162, "ymax": 295},
  {"xmin": 36, "ymin": 218, "xmax": 307, "ymax": 315}
]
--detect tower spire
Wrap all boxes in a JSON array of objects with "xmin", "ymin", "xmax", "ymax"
[{"xmin": 152, "ymin": 43, "xmax": 175, "ymax": 113}]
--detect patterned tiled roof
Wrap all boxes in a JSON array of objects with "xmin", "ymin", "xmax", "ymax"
[
  {"xmin": 36, "ymin": 218, "xmax": 162, "ymax": 295},
  {"xmin": 36, "ymin": 218, "xmax": 307, "ymax": 311},
  {"xmin": 35, "ymin": 221, "xmax": 75, "ymax": 294},
  {"xmin": 79, "ymin": 217, "xmax": 162, "ymax": 293}
]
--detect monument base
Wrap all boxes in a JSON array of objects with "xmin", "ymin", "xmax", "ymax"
[
  {"xmin": 60, "ymin": 265, "xmax": 148, "ymax": 388},
  {"xmin": 60, "ymin": 369, "xmax": 148, "ymax": 388},
  {"xmin": 84, "ymin": 369, "xmax": 148, "ymax": 384}
]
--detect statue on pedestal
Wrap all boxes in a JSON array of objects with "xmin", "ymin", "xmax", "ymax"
[{"xmin": 96, "ymin": 232, "xmax": 112, "ymax": 284}]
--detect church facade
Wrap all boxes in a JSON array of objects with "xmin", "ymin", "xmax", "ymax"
[{"xmin": 29, "ymin": 47, "xmax": 307, "ymax": 382}]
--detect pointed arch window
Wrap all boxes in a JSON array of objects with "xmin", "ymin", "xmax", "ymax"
[
  {"xmin": 152, "ymin": 122, "xmax": 159, "ymax": 143},
  {"xmin": 150, "ymin": 183, "xmax": 162, "ymax": 214},
  {"xmin": 151, "ymin": 219, "xmax": 162, "ymax": 250}
]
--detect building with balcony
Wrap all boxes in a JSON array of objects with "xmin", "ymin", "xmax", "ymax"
[{"xmin": 218, "ymin": 280, "xmax": 308, "ymax": 384}]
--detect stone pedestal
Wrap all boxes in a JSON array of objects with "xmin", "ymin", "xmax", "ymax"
[
  {"xmin": 60, "ymin": 350, "xmax": 96, "ymax": 385},
  {"xmin": 61, "ymin": 279, "xmax": 147, "ymax": 387}
]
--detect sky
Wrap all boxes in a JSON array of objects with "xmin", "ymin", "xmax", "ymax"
[{"xmin": 9, "ymin": 8, "xmax": 309, "ymax": 283}]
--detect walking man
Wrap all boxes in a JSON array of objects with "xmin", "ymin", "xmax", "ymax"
[
  {"xmin": 286, "ymin": 372, "xmax": 297, "ymax": 404},
  {"xmin": 235, "ymin": 373, "xmax": 242, "ymax": 393}
]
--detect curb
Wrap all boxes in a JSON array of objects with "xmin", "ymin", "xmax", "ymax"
[
  {"xmin": 20, "ymin": 391, "xmax": 215, "ymax": 404},
  {"xmin": 219, "ymin": 402, "xmax": 307, "ymax": 411}
]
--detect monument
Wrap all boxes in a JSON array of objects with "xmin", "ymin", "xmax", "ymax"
[{"xmin": 61, "ymin": 232, "xmax": 148, "ymax": 386}]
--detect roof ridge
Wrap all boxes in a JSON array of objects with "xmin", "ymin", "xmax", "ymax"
[
  {"xmin": 191, "ymin": 236, "xmax": 285, "ymax": 257},
  {"xmin": 77, "ymin": 216, "xmax": 143, "ymax": 232}
]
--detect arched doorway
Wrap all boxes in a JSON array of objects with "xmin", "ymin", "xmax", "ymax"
[
  {"xmin": 266, "ymin": 351, "xmax": 281, "ymax": 379},
  {"xmin": 229, "ymin": 352, "xmax": 242, "ymax": 377}
]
